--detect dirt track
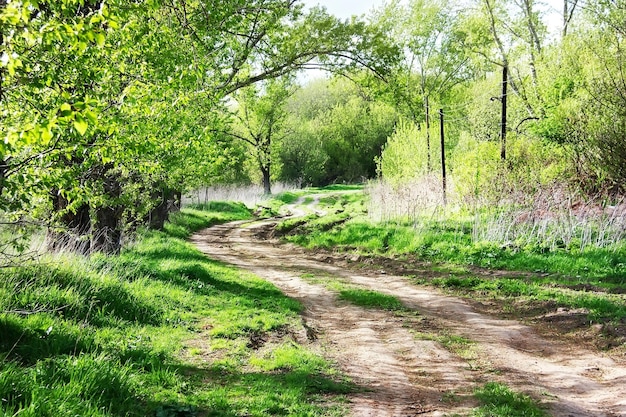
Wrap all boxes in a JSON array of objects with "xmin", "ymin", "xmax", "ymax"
[{"xmin": 190, "ymin": 208, "xmax": 626, "ymax": 416}]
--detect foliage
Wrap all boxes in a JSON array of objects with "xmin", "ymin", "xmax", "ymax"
[
  {"xmin": 0, "ymin": 0, "xmax": 401, "ymax": 256},
  {"xmin": 451, "ymin": 133, "xmax": 569, "ymax": 202},
  {"xmin": 281, "ymin": 77, "xmax": 398, "ymax": 186},
  {"xmin": 377, "ymin": 119, "xmax": 438, "ymax": 184}
]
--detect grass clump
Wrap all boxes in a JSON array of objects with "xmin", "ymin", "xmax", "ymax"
[
  {"xmin": 428, "ymin": 275, "xmax": 626, "ymax": 322},
  {"xmin": 473, "ymin": 382, "xmax": 546, "ymax": 417},
  {"xmin": 298, "ymin": 272, "xmax": 410, "ymax": 313},
  {"xmin": 165, "ymin": 201, "xmax": 251, "ymax": 238},
  {"xmin": 0, "ymin": 204, "xmax": 351, "ymax": 417},
  {"xmin": 338, "ymin": 289, "xmax": 406, "ymax": 311}
]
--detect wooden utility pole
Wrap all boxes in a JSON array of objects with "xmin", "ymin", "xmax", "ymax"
[
  {"xmin": 439, "ymin": 108, "xmax": 447, "ymax": 206},
  {"xmin": 500, "ymin": 65, "xmax": 508, "ymax": 161},
  {"xmin": 425, "ymin": 96, "xmax": 431, "ymax": 172}
]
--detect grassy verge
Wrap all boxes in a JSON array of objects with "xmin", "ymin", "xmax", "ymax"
[
  {"xmin": 279, "ymin": 191, "xmax": 626, "ymax": 330},
  {"xmin": 0, "ymin": 203, "xmax": 352, "ymax": 417}
]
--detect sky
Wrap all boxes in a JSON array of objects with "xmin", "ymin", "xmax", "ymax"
[
  {"xmin": 303, "ymin": 0, "xmax": 382, "ymax": 20},
  {"xmin": 302, "ymin": 0, "xmax": 564, "ymax": 31},
  {"xmin": 299, "ymin": 0, "xmax": 564, "ymax": 81}
]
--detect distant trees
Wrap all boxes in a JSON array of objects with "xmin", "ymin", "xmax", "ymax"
[
  {"xmin": 374, "ymin": 0, "xmax": 626, "ymax": 199},
  {"xmin": 279, "ymin": 78, "xmax": 398, "ymax": 186}
]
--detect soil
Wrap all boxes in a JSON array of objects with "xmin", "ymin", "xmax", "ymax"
[{"xmin": 190, "ymin": 199, "xmax": 626, "ymax": 417}]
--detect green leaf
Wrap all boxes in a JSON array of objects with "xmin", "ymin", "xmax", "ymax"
[
  {"xmin": 60, "ymin": 102, "xmax": 72, "ymax": 117},
  {"xmin": 95, "ymin": 32, "xmax": 106, "ymax": 47},
  {"xmin": 74, "ymin": 115, "xmax": 88, "ymax": 136},
  {"xmin": 41, "ymin": 127, "xmax": 53, "ymax": 144},
  {"xmin": 85, "ymin": 109, "xmax": 98, "ymax": 123}
]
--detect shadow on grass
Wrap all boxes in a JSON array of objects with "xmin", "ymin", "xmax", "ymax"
[
  {"xmin": 166, "ymin": 363, "xmax": 357, "ymax": 417},
  {"xmin": 2, "ymin": 263, "xmax": 164, "ymax": 328},
  {"xmin": 112, "ymin": 235, "xmax": 303, "ymax": 319},
  {"xmin": 0, "ymin": 315, "xmax": 94, "ymax": 365},
  {"xmin": 0, "ymin": 354, "xmax": 144, "ymax": 417}
]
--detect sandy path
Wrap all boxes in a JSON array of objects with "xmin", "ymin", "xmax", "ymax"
[{"xmin": 190, "ymin": 216, "xmax": 626, "ymax": 417}]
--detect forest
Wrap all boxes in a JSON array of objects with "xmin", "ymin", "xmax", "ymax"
[{"xmin": 1, "ymin": 0, "xmax": 626, "ymax": 416}]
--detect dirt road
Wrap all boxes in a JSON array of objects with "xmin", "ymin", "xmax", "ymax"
[{"xmin": 191, "ymin": 211, "xmax": 626, "ymax": 416}]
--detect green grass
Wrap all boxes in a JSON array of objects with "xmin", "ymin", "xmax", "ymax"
[
  {"xmin": 473, "ymin": 382, "xmax": 546, "ymax": 416},
  {"xmin": 280, "ymin": 190, "xmax": 626, "ymax": 325},
  {"xmin": 0, "ymin": 203, "xmax": 352, "ymax": 417},
  {"xmin": 287, "ymin": 216, "xmax": 626, "ymax": 281},
  {"xmin": 425, "ymin": 275, "xmax": 626, "ymax": 321},
  {"xmin": 165, "ymin": 201, "xmax": 252, "ymax": 238},
  {"xmin": 308, "ymin": 184, "xmax": 364, "ymax": 192},
  {"xmin": 257, "ymin": 186, "xmax": 365, "ymax": 219},
  {"xmin": 298, "ymin": 273, "xmax": 409, "ymax": 313},
  {"xmin": 338, "ymin": 289, "xmax": 407, "ymax": 311}
]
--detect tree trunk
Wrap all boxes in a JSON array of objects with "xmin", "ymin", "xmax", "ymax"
[
  {"xmin": 261, "ymin": 165, "xmax": 271, "ymax": 195},
  {"xmin": 47, "ymin": 191, "xmax": 91, "ymax": 254},
  {"xmin": 146, "ymin": 187, "xmax": 172, "ymax": 231},
  {"xmin": 500, "ymin": 64, "xmax": 508, "ymax": 161},
  {"xmin": 563, "ymin": 0, "xmax": 578, "ymax": 38},
  {"xmin": 173, "ymin": 189, "xmax": 182, "ymax": 211},
  {"xmin": 91, "ymin": 205, "xmax": 123, "ymax": 254},
  {"xmin": 90, "ymin": 167, "xmax": 123, "ymax": 254},
  {"xmin": 425, "ymin": 95, "xmax": 431, "ymax": 172}
]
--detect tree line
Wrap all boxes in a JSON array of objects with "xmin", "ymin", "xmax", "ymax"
[
  {"xmin": 0, "ymin": 0, "xmax": 396, "ymax": 256},
  {"xmin": 1, "ymin": 0, "xmax": 625, "ymax": 256}
]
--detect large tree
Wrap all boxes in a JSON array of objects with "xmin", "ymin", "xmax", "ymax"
[{"xmin": 229, "ymin": 77, "xmax": 295, "ymax": 195}]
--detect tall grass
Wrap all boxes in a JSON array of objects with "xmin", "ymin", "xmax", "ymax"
[
  {"xmin": 367, "ymin": 177, "xmax": 449, "ymax": 223},
  {"xmin": 182, "ymin": 183, "xmax": 300, "ymax": 208},
  {"xmin": 367, "ymin": 180, "xmax": 626, "ymax": 252}
]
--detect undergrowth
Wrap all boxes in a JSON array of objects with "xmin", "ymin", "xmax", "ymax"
[
  {"xmin": 0, "ymin": 202, "xmax": 351, "ymax": 417},
  {"xmin": 280, "ymin": 190, "xmax": 626, "ymax": 325}
]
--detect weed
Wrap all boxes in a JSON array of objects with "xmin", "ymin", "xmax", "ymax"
[{"xmin": 473, "ymin": 382, "xmax": 546, "ymax": 416}]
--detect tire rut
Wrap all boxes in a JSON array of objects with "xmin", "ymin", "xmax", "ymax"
[{"xmin": 191, "ymin": 219, "xmax": 626, "ymax": 417}]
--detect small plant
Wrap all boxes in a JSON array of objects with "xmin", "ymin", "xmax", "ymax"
[{"xmin": 473, "ymin": 382, "xmax": 546, "ymax": 417}]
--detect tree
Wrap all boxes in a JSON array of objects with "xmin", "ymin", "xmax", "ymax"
[
  {"xmin": 372, "ymin": 0, "xmax": 472, "ymax": 170},
  {"xmin": 1, "ymin": 0, "xmax": 401, "ymax": 255},
  {"xmin": 229, "ymin": 77, "xmax": 295, "ymax": 195},
  {"xmin": 279, "ymin": 77, "xmax": 397, "ymax": 185}
]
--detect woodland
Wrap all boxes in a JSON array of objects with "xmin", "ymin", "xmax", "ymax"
[
  {"xmin": 1, "ymin": 0, "xmax": 625, "ymax": 255},
  {"xmin": 2, "ymin": 0, "xmax": 626, "ymax": 416}
]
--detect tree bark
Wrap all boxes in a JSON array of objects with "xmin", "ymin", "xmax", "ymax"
[
  {"xmin": 425, "ymin": 95, "xmax": 432, "ymax": 172},
  {"xmin": 47, "ymin": 191, "xmax": 91, "ymax": 254},
  {"xmin": 261, "ymin": 165, "xmax": 272, "ymax": 195},
  {"xmin": 500, "ymin": 64, "xmax": 508, "ymax": 161},
  {"xmin": 90, "ymin": 168, "xmax": 123, "ymax": 254},
  {"xmin": 146, "ymin": 186, "xmax": 174, "ymax": 231},
  {"xmin": 563, "ymin": 0, "xmax": 578, "ymax": 38}
]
